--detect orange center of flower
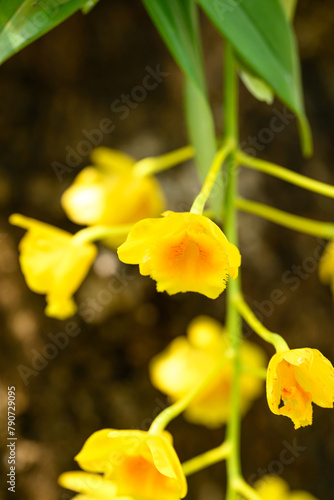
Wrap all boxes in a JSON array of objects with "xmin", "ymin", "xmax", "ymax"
[
  {"xmin": 277, "ymin": 360, "xmax": 313, "ymax": 427},
  {"xmin": 167, "ymin": 237, "xmax": 205, "ymax": 271},
  {"xmin": 116, "ymin": 454, "xmax": 179, "ymax": 500},
  {"xmin": 157, "ymin": 224, "xmax": 227, "ymax": 284}
]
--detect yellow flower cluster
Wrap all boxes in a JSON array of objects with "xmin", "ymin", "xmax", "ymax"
[
  {"xmin": 9, "ymin": 147, "xmax": 168, "ymax": 319},
  {"xmin": 59, "ymin": 428, "xmax": 187, "ymax": 500},
  {"xmin": 10, "ymin": 141, "xmax": 334, "ymax": 500},
  {"xmin": 11, "ymin": 147, "xmax": 241, "ymax": 319},
  {"xmin": 150, "ymin": 316, "xmax": 266, "ymax": 427}
]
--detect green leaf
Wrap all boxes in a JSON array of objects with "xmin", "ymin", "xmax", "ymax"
[
  {"xmin": 81, "ymin": 0, "xmax": 100, "ymax": 14},
  {"xmin": 142, "ymin": 0, "xmax": 223, "ymax": 217},
  {"xmin": 197, "ymin": 0, "xmax": 312, "ymax": 156},
  {"xmin": 142, "ymin": 0, "xmax": 206, "ymax": 93},
  {"xmin": 184, "ymin": 77, "xmax": 223, "ymax": 217},
  {"xmin": 0, "ymin": 0, "xmax": 100, "ymax": 66},
  {"xmin": 281, "ymin": 0, "xmax": 298, "ymax": 19},
  {"xmin": 239, "ymin": 69, "xmax": 274, "ymax": 105}
]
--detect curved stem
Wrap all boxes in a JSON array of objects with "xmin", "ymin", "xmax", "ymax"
[
  {"xmin": 237, "ymin": 151, "xmax": 334, "ymax": 198},
  {"xmin": 133, "ymin": 145, "xmax": 194, "ymax": 177},
  {"xmin": 182, "ymin": 441, "xmax": 231, "ymax": 477},
  {"xmin": 233, "ymin": 478, "xmax": 262, "ymax": 500},
  {"xmin": 190, "ymin": 138, "xmax": 235, "ymax": 214},
  {"xmin": 232, "ymin": 293, "xmax": 289, "ymax": 353},
  {"xmin": 8, "ymin": 214, "xmax": 133, "ymax": 247},
  {"xmin": 297, "ymin": 112, "xmax": 313, "ymax": 158},
  {"xmin": 236, "ymin": 197, "xmax": 334, "ymax": 238},
  {"xmin": 148, "ymin": 358, "xmax": 229, "ymax": 435},
  {"xmin": 73, "ymin": 224, "xmax": 133, "ymax": 245}
]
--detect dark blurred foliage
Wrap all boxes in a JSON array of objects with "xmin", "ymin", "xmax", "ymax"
[{"xmin": 0, "ymin": 1, "xmax": 334, "ymax": 499}]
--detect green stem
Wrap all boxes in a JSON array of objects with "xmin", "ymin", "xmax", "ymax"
[
  {"xmin": 232, "ymin": 294, "xmax": 289, "ymax": 353},
  {"xmin": 237, "ymin": 151, "xmax": 334, "ymax": 198},
  {"xmin": 148, "ymin": 358, "xmax": 229, "ymax": 435},
  {"xmin": 8, "ymin": 214, "xmax": 133, "ymax": 247},
  {"xmin": 223, "ymin": 42, "xmax": 242, "ymax": 500},
  {"xmin": 298, "ymin": 112, "xmax": 313, "ymax": 158},
  {"xmin": 233, "ymin": 478, "xmax": 262, "ymax": 500},
  {"xmin": 182, "ymin": 441, "xmax": 231, "ymax": 477},
  {"xmin": 190, "ymin": 138, "xmax": 235, "ymax": 214},
  {"xmin": 237, "ymin": 197, "xmax": 334, "ymax": 238},
  {"xmin": 72, "ymin": 224, "xmax": 133, "ymax": 245},
  {"xmin": 133, "ymin": 145, "xmax": 194, "ymax": 177}
]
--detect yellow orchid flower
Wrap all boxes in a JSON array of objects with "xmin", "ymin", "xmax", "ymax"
[
  {"xmin": 318, "ymin": 240, "xmax": 334, "ymax": 295},
  {"xmin": 254, "ymin": 475, "xmax": 318, "ymax": 499},
  {"xmin": 9, "ymin": 214, "xmax": 97, "ymax": 320},
  {"xmin": 150, "ymin": 316, "xmax": 266, "ymax": 427},
  {"xmin": 58, "ymin": 428, "xmax": 187, "ymax": 500},
  {"xmin": 61, "ymin": 147, "xmax": 165, "ymax": 248},
  {"xmin": 266, "ymin": 348, "xmax": 334, "ymax": 429},
  {"xmin": 117, "ymin": 211, "xmax": 241, "ymax": 299}
]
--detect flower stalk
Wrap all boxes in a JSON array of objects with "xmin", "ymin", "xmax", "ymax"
[
  {"xmin": 148, "ymin": 357, "xmax": 229, "ymax": 435},
  {"xmin": 182, "ymin": 441, "xmax": 231, "ymax": 476},
  {"xmin": 232, "ymin": 294, "xmax": 289, "ymax": 353},
  {"xmin": 72, "ymin": 224, "xmax": 133, "ymax": 245},
  {"xmin": 190, "ymin": 138, "xmax": 235, "ymax": 215},
  {"xmin": 233, "ymin": 477, "xmax": 262, "ymax": 500},
  {"xmin": 223, "ymin": 42, "xmax": 243, "ymax": 500},
  {"xmin": 237, "ymin": 151, "xmax": 334, "ymax": 198},
  {"xmin": 133, "ymin": 145, "xmax": 194, "ymax": 177},
  {"xmin": 236, "ymin": 197, "xmax": 334, "ymax": 238}
]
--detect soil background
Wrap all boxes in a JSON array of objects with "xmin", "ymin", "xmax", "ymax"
[{"xmin": 1, "ymin": 1, "xmax": 334, "ymax": 499}]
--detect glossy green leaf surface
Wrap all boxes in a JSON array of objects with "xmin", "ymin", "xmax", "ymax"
[
  {"xmin": 142, "ymin": 0, "xmax": 222, "ymax": 215},
  {"xmin": 198, "ymin": 0, "xmax": 301, "ymax": 113},
  {"xmin": 142, "ymin": 0, "xmax": 206, "ymax": 93},
  {"xmin": 0, "ymin": 0, "xmax": 99, "ymax": 65},
  {"xmin": 197, "ymin": 0, "xmax": 312, "ymax": 155}
]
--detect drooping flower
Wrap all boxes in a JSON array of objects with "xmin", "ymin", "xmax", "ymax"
[
  {"xmin": 266, "ymin": 348, "xmax": 334, "ymax": 429},
  {"xmin": 254, "ymin": 475, "xmax": 318, "ymax": 499},
  {"xmin": 58, "ymin": 428, "xmax": 187, "ymax": 500},
  {"xmin": 9, "ymin": 214, "xmax": 97, "ymax": 319},
  {"xmin": 61, "ymin": 147, "xmax": 165, "ymax": 248},
  {"xmin": 150, "ymin": 316, "xmax": 266, "ymax": 427},
  {"xmin": 318, "ymin": 240, "xmax": 334, "ymax": 295},
  {"xmin": 117, "ymin": 211, "xmax": 241, "ymax": 299}
]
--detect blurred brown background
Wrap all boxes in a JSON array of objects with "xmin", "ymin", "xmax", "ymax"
[{"xmin": 1, "ymin": 1, "xmax": 334, "ymax": 499}]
